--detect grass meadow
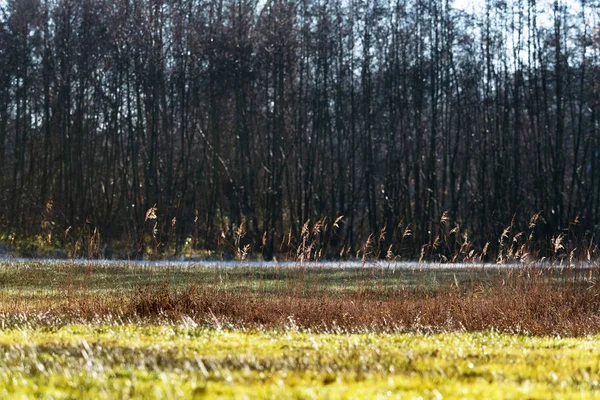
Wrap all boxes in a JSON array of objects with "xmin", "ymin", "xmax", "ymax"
[{"xmin": 1, "ymin": 260, "xmax": 600, "ymax": 398}]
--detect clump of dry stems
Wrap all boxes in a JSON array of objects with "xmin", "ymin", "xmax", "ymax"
[{"xmin": 1, "ymin": 263, "xmax": 600, "ymax": 337}]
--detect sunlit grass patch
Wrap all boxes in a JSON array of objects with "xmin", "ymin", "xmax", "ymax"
[{"xmin": 0, "ymin": 325, "xmax": 599, "ymax": 399}]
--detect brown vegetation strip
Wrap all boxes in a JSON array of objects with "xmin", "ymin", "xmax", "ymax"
[{"xmin": 2, "ymin": 278, "xmax": 600, "ymax": 336}]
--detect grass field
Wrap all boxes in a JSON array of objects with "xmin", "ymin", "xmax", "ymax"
[
  {"xmin": 1, "ymin": 260, "xmax": 600, "ymax": 398},
  {"xmin": 2, "ymin": 325, "xmax": 600, "ymax": 399}
]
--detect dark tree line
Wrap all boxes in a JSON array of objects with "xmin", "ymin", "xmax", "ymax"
[{"xmin": 0, "ymin": 0, "xmax": 599, "ymax": 259}]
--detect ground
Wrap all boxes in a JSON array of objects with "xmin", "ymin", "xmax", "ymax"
[{"xmin": 0, "ymin": 260, "xmax": 599, "ymax": 399}]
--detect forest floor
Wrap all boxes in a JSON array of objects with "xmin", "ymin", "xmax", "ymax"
[{"xmin": 1, "ymin": 260, "xmax": 600, "ymax": 399}]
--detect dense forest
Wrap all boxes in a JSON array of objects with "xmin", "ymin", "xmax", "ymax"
[{"xmin": 0, "ymin": 0, "xmax": 599, "ymax": 259}]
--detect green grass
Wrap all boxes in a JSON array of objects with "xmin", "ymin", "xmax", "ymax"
[
  {"xmin": 0, "ymin": 324, "xmax": 599, "ymax": 399},
  {"xmin": 0, "ymin": 260, "xmax": 568, "ymax": 295},
  {"xmin": 0, "ymin": 261, "xmax": 465, "ymax": 304}
]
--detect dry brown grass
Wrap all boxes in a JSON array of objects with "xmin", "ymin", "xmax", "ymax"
[
  {"xmin": 1, "ymin": 265, "xmax": 600, "ymax": 336},
  {"xmin": 121, "ymin": 279, "xmax": 600, "ymax": 335}
]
